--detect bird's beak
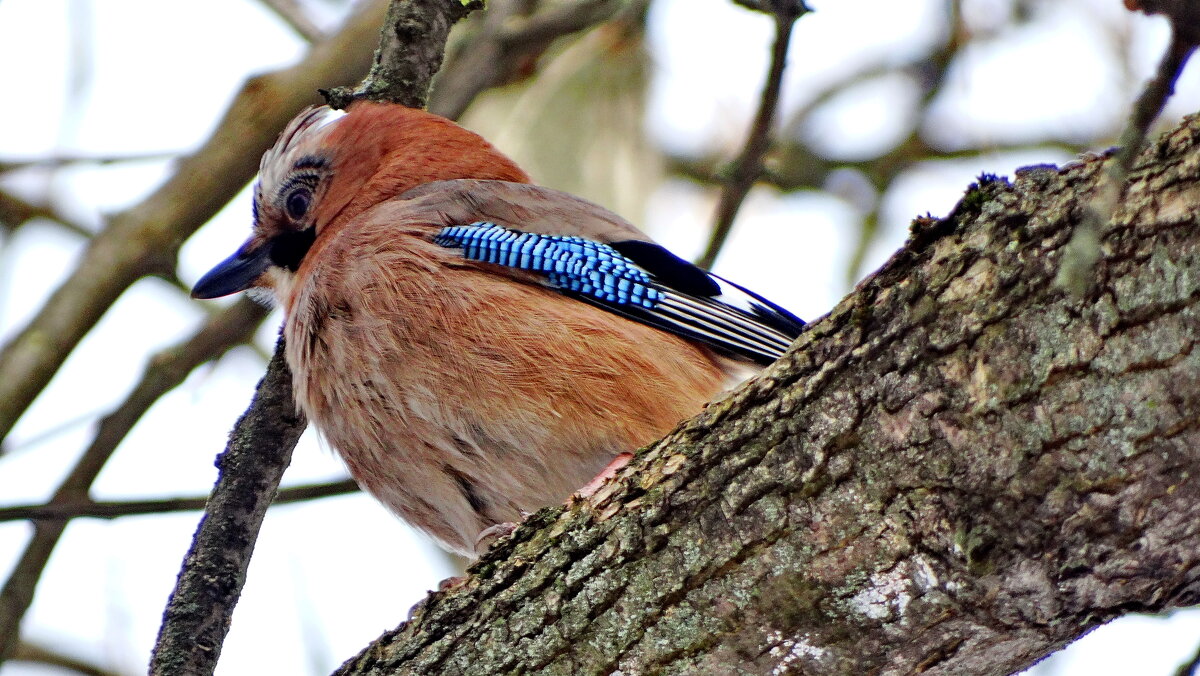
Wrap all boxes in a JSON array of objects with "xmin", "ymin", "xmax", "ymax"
[{"xmin": 191, "ymin": 239, "xmax": 271, "ymax": 299}]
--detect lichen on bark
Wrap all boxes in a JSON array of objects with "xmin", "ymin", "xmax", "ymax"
[{"xmin": 332, "ymin": 111, "xmax": 1200, "ymax": 676}]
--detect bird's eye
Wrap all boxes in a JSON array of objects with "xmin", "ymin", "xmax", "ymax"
[{"xmin": 285, "ymin": 187, "xmax": 312, "ymax": 221}]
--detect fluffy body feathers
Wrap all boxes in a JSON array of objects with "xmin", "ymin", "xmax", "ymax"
[{"xmin": 193, "ymin": 103, "xmax": 802, "ymax": 556}]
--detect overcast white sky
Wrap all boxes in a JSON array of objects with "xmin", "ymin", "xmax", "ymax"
[{"xmin": 1, "ymin": 0, "xmax": 1198, "ymax": 674}]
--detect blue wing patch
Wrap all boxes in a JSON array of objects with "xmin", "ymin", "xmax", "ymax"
[
  {"xmin": 434, "ymin": 222, "xmax": 803, "ymax": 364},
  {"xmin": 435, "ymin": 222, "xmax": 661, "ymax": 309}
]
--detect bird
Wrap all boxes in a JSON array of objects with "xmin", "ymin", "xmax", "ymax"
[{"xmin": 192, "ymin": 102, "xmax": 804, "ymax": 558}]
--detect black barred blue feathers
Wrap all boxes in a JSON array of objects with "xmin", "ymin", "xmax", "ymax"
[
  {"xmin": 435, "ymin": 222, "xmax": 804, "ymax": 365},
  {"xmin": 435, "ymin": 222, "xmax": 661, "ymax": 309}
]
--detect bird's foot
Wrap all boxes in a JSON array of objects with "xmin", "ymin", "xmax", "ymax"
[
  {"xmin": 474, "ymin": 514, "xmax": 529, "ymax": 556},
  {"xmin": 437, "ymin": 575, "xmax": 468, "ymax": 592}
]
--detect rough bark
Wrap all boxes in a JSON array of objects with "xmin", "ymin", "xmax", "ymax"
[
  {"xmin": 149, "ymin": 339, "xmax": 306, "ymax": 675},
  {"xmin": 335, "ymin": 114, "xmax": 1200, "ymax": 675}
]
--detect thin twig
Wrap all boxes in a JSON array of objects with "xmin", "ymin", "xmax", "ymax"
[
  {"xmin": 1112, "ymin": 29, "xmax": 1196, "ymax": 177},
  {"xmin": 0, "ymin": 298, "xmax": 267, "ymax": 663},
  {"xmin": 0, "ymin": 150, "xmax": 179, "ymax": 175},
  {"xmin": 667, "ymin": 141, "xmax": 1083, "ymax": 194},
  {"xmin": 11, "ymin": 641, "xmax": 124, "ymax": 676},
  {"xmin": 257, "ymin": 0, "xmax": 324, "ymax": 42},
  {"xmin": 1056, "ymin": 24, "xmax": 1196, "ymax": 297},
  {"xmin": 0, "ymin": 478, "xmax": 359, "ymax": 522},
  {"xmin": 696, "ymin": 2, "xmax": 808, "ymax": 270},
  {"xmin": 429, "ymin": 0, "xmax": 627, "ymax": 120},
  {"xmin": 0, "ymin": 189, "xmax": 93, "ymax": 238}
]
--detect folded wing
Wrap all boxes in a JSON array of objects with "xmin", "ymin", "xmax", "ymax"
[{"xmin": 433, "ymin": 221, "xmax": 803, "ymax": 365}]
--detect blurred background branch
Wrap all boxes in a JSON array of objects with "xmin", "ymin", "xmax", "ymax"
[
  {"xmin": 0, "ymin": 478, "xmax": 358, "ymax": 523},
  {"xmin": 11, "ymin": 641, "xmax": 125, "ymax": 676},
  {"xmin": 0, "ymin": 297, "xmax": 267, "ymax": 662},
  {"xmin": 0, "ymin": 0, "xmax": 391, "ymax": 447},
  {"xmin": 696, "ymin": 0, "xmax": 807, "ymax": 269}
]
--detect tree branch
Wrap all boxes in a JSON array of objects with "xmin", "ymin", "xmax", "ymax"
[
  {"xmin": 427, "ymin": 0, "xmax": 629, "ymax": 120},
  {"xmin": 322, "ymin": 0, "xmax": 483, "ymax": 109},
  {"xmin": 0, "ymin": 478, "xmax": 358, "ymax": 522},
  {"xmin": 257, "ymin": 0, "xmax": 324, "ymax": 42},
  {"xmin": 696, "ymin": 1, "xmax": 808, "ymax": 270},
  {"xmin": 149, "ymin": 2, "xmax": 485, "ymax": 673},
  {"xmin": 0, "ymin": 188, "xmax": 93, "ymax": 238},
  {"xmin": 148, "ymin": 336, "xmax": 307, "ymax": 676},
  {"xmin": 0, "ymin": 150, "xmax": 180, "ymax": 175},
  {"xmin": 11, "ymin": 640, "xmax": 123, "ymax": 676},
  {"xmin": 0, "ymin": 0, "xmax": 391, "ymax": 446},
  {"xmin": 1057, "ymin": 18, "xmax": 1197, "ymax": 298},
  {"xmin": 333, "ymin": 114, "xmax": 1200, "ymax": 675},
  {"xmin": 0, "ymin": 297, "xmax": 267, "ymax": 663}
]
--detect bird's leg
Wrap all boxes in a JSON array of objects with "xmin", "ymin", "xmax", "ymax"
[
  {"xmin": 574, "ymin": 451, "xmax": 634, "ymax": 499},
  {"xmin": 470, "ymin": 452, "xmax": 635, "ymax": 558}
]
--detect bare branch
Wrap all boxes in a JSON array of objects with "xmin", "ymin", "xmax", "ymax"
[
  {"xmin": 695, "ymin": 2, "xmax": 808, "ymax": 270},
  {"xmin": 0, "ymin": 298, "xmax": 267, "ymax": 663},
  {"xmin": 428, "ymin": 0, "xmax": 629, "ymax": 120},
  {"xmin": 0, "ymin": 0, "xmax": 391, "ymax": 447},
  {"xmin": 11, "ymin": 641, "xmax": 124, "ymax": 676},
  {"xmin": 335, "ymin": 112, "xmax": 1200, "ymax": 676},
  {"xmin": 149, "ymin": 339, "xmax": 307, "ymax": 676},
  {"xmin": 257, "ymin": 0, "xmax": 324, "ymax": 42},
  {"xmin": 0, "ymin": 188, "xmax": 93, "ymax": 238},
  {"xmin": 0, "ymin": 150, "xmax": 179, "ymax": 175},
  {"xmin": 322, "ymin": 0, "xmax": 483, "ymax": 109},
  {"xmin": 0, "ymin": 478, "xmax": 358, "ymax": 522},
  {"xmin": 1057, "ymin": 21, "xmax": 1196, "ymax": 297}
]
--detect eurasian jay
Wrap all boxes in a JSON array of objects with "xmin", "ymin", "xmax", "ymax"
[{"xmin": 192, "ymin": 103, "xmax": 803, "ymax": 557}]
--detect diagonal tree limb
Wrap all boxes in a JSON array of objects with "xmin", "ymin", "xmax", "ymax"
[
  {"xmin": 11, "ymin": 640, "xmax": 124, "ymax": 676},
  {"xmin": 148, "ymin": 337, "xmax": 307, "ymax": 676},
  {"xmin": 334, "ymin": 110, "xmax": 1200, "ymax": 676},
  {"xmin": 1056, "ymin": 17, "xmax": 1197, "ymax": 298},
  {"xmin": 0, "ymin": 0, "xmax": 391, "ymax": 446},
  {"xmin": 428, "ymin": 0, "xmax": 629, "ymax": 120},
  {"xmin": 0, "ymin": 297, "xmax": 267, "ymax": 664},
  {"xmin": 257, "ymin": 0, "xmax": 325, "ymax": 42}
]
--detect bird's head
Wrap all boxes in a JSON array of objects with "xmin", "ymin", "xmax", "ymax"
[{"xmin": 191, "ymin": 102, "xmax": 530, "ymax": 300}]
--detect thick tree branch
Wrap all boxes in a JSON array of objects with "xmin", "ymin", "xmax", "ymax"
[
  {"xmin": 322, "ymin": 0, "xmax": 482, "ymax": 109},
  {"xmin": 334, "ymin": 114, "xmax": 1200, "ymax": 675}
]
